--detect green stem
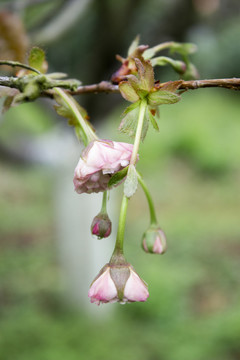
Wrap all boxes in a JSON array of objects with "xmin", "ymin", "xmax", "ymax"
[
  {"xmin": 137, "ymin": 171, "xmax": 157, "ymax": 225},
  {"xmin": 144, "ymin": 42, "xmax": 174, "ymax": 60},
  {"xmin": 54, "ymin": 87, "xmax": 98, "ymax": 146},
  {"xmin": 0, "ymin": 60, "xmax": 41, "ymax": 74},
  {"xmin": 112, "ymin": 195, "xmax": 129, "ymax": 255},
  {"xmin": 129, "ymin": 99, "xmax": 147, "ymax": 166},
  {"xmin": 100, "ymin": 191, "xmax": 108, "ymax": 214}
]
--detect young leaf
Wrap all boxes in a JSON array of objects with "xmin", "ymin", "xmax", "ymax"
[
  {"xmin": 0, "ymin": 87, "xmax": 19, "ymax": 113},
  {"xmin": 53, "ymin": 93, "xmax": 92, "ymax": 145},
  {"xmin": 127, "ymin": 35, "xmax": 140, "ymax": 56},
  {"xmin": 122, "ymin": 100, "xmax": 141, "ymax": 116},
  {"xmin": 124, "ymin": 165, "xmax": 138, "ymax": 198},
  {"xmin": 108, "ymin": 166, "xmax": 129, "ymax": 188},
  {"xmin": 135, "ymin": 58, "xmax": 154, "ymax": 92},
  {"xmin": 119, "ymin": 105, "xmax": 139, "ymax": 138},
  {"xmin": 119, "ymin": 81, "xmax": 139, "ymax": 102},
  {"xmin": 147, "ymin": 107, "xmax": 159, "ymax": 131},
  {"xmin": 148, "ymin": 90, "xmax": 180, "ymax": 106},
  {"xmin": 159, "ymin": 80, "xmax": 183, "ymax": 92},
  {"xmin": 28, "ymin": 47, "xmax": 48, "ymax": 74},
  {"xmin": 141, "ymin": 112, "xmax": 149, "ymax": 142},
  {"xmin": 119, "ymin": 102, "xmax": 149, "ymax": 141}
]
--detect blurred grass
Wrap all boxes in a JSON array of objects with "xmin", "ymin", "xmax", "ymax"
[{"xmin": 0, "ymin": 89, "xmax": 240, "ymax": 360}]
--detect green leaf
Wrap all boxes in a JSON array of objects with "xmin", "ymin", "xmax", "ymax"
[
  {"xmin": 53, "ymin": 93, "xmax": 91, "ymax": 145},
  {"xmin": 141, "ymin": 112, "xmax": 149, "ymax": 142},
  {"xmin": 28, "ymin": 47, "xmax": 47, "ymax": 74},
  {"xmin": 127, "ymin": 35, "xmax": 140, "ymax": 56},
  {"xmin": 124, "ymin": 165, "xmax": 138, "ymax": 198},
  {"xmin": 160, "ymin": 80, "xmax": 183, "ymax": 92},
  {"xmin": 148, "ymin": 90, "xmax": 181, "ymax": 106},
  {"xmin": 135, "ymin": 58, "xmax": 154, "ymax": 92},
  {"xmin": 147, "ymin": 107, "xmax": 159, "ymax": 131},
  {"xmin": 108, "ymin": 166, "xmax": 129, "ymax": 188},
  {"xmin": 143, "ymin": 47, "xmax": 157, "ymax": 60},
  {"xmin": 127, "ymin": 74, "xmax": 141, "ymax": 92},
  {"xmin": 119, "ymin": 105, "xmax": 139, "ymax": 138},
  {"xmin": 119, "ymin": 102, "xmax": 149, "ymax": 141},
  {"xmin": 122, "ymin": 100, "xmax": 141, "ymax": 116},
  {"xmin": 119, "ymin": 81, "xmax": 139, "ymax": 102}
]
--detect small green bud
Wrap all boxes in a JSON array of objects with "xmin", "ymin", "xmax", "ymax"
[{"xmin": 142, "ymin": 226, "xmax": 167, "ymax": 254}]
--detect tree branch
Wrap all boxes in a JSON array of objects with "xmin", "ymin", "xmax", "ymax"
[
  {"xmin": 0, "ymin": 77, "xmax": 240, "ymax": 98},
  {"xmin": 178, "ymin": 78, "xmax": 240, "ymax": 91},
  {"xmin": 70, "ymin": 81, "xmax": 119, "ymax": 95},
  {"xmin": 69, "ymin": 78, "xmax": 240, "ymax": 95}
]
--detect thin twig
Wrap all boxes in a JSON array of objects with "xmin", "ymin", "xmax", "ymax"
[
  {"xmin": 69, "ymin": 78, "xmax": 240, "ymax": 95},
  {"xmin": 1, "ymin": 77, "xmax": 240, "ymax": 96},
  {"xmin": 177, "ymin": 78, "xmax": 240, "ymax": 91},
  {"xmin": 70, "ymin": 81, "xmax": 119, "ymax": 95}
]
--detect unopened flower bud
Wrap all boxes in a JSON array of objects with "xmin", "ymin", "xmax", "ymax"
[
  {"xmin": 172, "ymin": 60, "xmax": 187, "ymax": 75},
  {"xmin": 91, "ymin": 213, "xmax": 112, "ymax": 239},
  {"xmin": 88, "ymin": 255, "xmax": 149, "ymax": 305},
  {"xmin": 142, "ymin": 226, "xmax": 167, "ymax": 254},
  {"xmin": 182, "ymin": 63, "xmax": 199, "ymax": 80}
]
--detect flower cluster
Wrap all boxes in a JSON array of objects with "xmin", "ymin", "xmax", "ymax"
[{"xmin": 70, "ymin": 48, "xmax": 175, "ymax": 306}]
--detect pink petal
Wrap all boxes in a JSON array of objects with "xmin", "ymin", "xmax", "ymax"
[
  {"xmin": 124, "ymin": 268, "xmax": 149, "ymax": 302},
  {"xmin": 153, "ymin": 236, "xmax": 163, "ymax": 253},
  {"xmin": 88, "ymin": 267, "xmax": 118, "ymax": 304}
]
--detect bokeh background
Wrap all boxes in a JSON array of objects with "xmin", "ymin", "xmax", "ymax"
[{"xmin": 0, "ymin": 1, "xmax": 240, "ymax": 359}]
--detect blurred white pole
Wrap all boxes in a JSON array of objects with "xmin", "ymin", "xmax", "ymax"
[
  {"xmin": 29, "ymin": 124, "xmax": 117, "ymax": 314},
  {"xmin": 53, "ymin": 128, "xmax": 116, "ymax": 314}
]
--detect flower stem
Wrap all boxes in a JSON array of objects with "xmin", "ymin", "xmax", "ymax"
[
  {"xmin": 101, "ymin": 191, "xmax": 108, "ymax": 214},
  {"xmin": 112, "ymin": 195, "xmax": 129, "ymax": 255},
  {"xmin": 129, "ymin": 99, "xmax": 147, "ymax": 166},
  {"xmin": 137, "ymin": 171, "xmax": 157, "ymax": 225},
  {"xmin": 54, "ymin": 87, "xmax": 98, "ymax": 146}
]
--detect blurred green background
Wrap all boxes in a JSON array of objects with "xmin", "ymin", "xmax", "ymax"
[{"xmin": 0, "ymin": 1, "xmax": 240, "ymax": 360}]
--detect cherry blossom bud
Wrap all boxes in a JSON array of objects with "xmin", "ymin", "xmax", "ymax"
[
  {"xmin": 91, "ymin": 213, "xmax": 112, "ymax": 239},
  {"xmin": 142, "ymin": 226, "xmax": 167, "ymax": 254},
  {"xmin": 88, "ymin": 258, "xmax": 149, "ymax": 305},
  {"xmin": 73, "ymin": 139, "xmax": 136, "ymax": 194}
]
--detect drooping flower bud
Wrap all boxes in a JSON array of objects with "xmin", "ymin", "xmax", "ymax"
[
  {"xmin": 91, "ymin": 213, "xmax": 112, "ymax": 239},
  {"xmin": 182, "ymin": 63, "xmax": 199, "ymax": 80},
  {"xmin": 88, "ymin": 255, "xmax": 149, "ymax": 305},
  {"xmin": 73, "ymin": 139, "xmax": 136, "ymax": 194},
  {"xmin": 142, "ymin": 226, "xmax": 167, "ymax": 254}
]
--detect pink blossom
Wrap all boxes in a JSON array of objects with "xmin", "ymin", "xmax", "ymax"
[
  {"xmin": 88, "ymin": 263, "xmax": 149, "ymax": 305},
  {"xmin": 73, "ymin": 140, "xmax": 135, "ymax": 194}
]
